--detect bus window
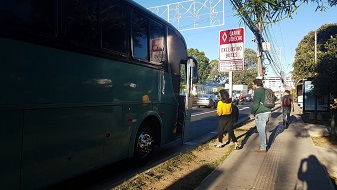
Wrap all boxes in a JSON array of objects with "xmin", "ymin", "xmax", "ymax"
[
  {"xmin": 64, "ymin": 0, "xmax": 99, "ymax": 47},
  {"xmin": 132, "ymin": 11, "xmax": 148, "ymax": 61},
  {"xmin": 0, "ymin": 0, "xmax": 56, "ymax": 37},
  {"xmin": 150, "ymin": 21, "xmax": 166, "ymax": 64},
  {"xmin": 101, "ymin": 0, "xmax": 128, "ymax": 54}
]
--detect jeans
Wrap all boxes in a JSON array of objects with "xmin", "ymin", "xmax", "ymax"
[
  {"xmin": 255, "ymin": 112, "xmax": 271, "ymax": 150},
  {"xmin": 282, "ymin": 107, "xmax": 291, "ymax": 126}
]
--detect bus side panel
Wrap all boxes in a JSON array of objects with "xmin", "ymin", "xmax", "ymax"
[
  {"xmin": 102, "ymin": 106, "xmax": 123, "ymax": 165},
  {"xmin": 0, "ymin": 110, "xmax": 22, "ymax": 190},
  {"xmin": 156, "ymin": 73, "xmax": 180, "ymax": 144},
  {"xmin": 21, "ymin": 107, "xmax": 120, "ymax": 189},
  {"xmin": 156, "ymin": 103, "xmax": 178, "ymax": 144}
]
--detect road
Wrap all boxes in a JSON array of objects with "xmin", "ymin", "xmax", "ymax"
[
  {"xmin": 47, "ymin": 102, "xmax": 253, "ymax": 190},
  {"xmin": 188, "ymin": 103, "xmax": 251, "ymax": 141}
]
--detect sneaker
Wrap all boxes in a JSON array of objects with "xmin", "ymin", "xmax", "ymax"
[
  {"xmin": 214, "ymin": 142, "xmax": 225, "ymax": 148},
  {"xmin": 216, "ymin": 143, "xmax": 225, "ymax": 148},
  {"xmin": 234, "ymin": 142, "xmax": 241, "ymax": 150},
  {"xmin": 254, "ymin": 148, "xmax": 268, "ymax": 152}
]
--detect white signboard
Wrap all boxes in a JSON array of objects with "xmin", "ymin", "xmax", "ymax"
[
  {"xmin": 151, "ymin": 38, "xmax": 165, "ymax": 63},
  {"xmin": 219, "ymin": 28, "xmax": 244, "ymax": 72}
]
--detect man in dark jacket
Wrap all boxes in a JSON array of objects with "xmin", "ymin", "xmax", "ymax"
[{"xmin": 249, "ymin": 79, "xmax": 271, "ymax": 152}]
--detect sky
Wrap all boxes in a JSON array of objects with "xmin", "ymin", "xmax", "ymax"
[{"xmin": 133, "ymin": 0, "xmax": 337, "ymax": 77}]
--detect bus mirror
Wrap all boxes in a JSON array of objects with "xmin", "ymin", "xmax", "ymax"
[{"xmin": 187, "ymin": 57, "xmax": 198, "ymax": 84}]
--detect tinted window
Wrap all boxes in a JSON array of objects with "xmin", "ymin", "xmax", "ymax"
[
  {"xmin": 0, "ymin": 0, "xmax": 56, "ymax": 36},
  {"xmin": 64, "ymin": 0, "xmax": 98, "ymax": 47},
  {"xmin": 149, "ymin": 21, "xmax": 165, "ymax": 63},
  {"xmin": 132, "ymin": 11, "xmax": 148, "ymax": 60},
  {"xmin": 101, "ymin": 0, "xmax": 128, "ymax": 53}
]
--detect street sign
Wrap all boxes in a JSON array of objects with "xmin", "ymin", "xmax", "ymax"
[{"xmin": 219, "ymin": 27, "xmax": 244, "ymax": 72}]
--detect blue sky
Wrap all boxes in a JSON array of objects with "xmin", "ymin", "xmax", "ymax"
[{"xmin": 134, "ymin": 0, "xmax": 337, "ymax": 77}]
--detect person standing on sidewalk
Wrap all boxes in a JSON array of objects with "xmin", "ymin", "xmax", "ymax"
[
  {"xmin": 216, "ymin": 89, "xmax": 240, "ymax": 149},
  {"xmin": 281, "ymin": 90, "xmax": 294, "ymax": 128},
  {"xmin": 250, "ymin": 79, "xmax": 271, "ymax": 152}
]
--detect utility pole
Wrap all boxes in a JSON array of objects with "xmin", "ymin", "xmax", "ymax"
[
  {"xmin": 256, "ymin": 16, "xmax": 264, "ymax": 77},
  {"xmin": 314, "ymin": 30, "xmax": 318, "ymax": 123},
  {"xmin": 279, "ymin": 47, "xmax": 285, "ymax": 87}
]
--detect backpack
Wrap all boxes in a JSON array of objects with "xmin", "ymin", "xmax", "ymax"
[
  {"xmin": 231, "ymin": 104, "xmax": 239, "ymax": 122},
  {"xmin": 263, "ymin": 88, "xmax": 276, "ymax": 108},
  {"xmin": 282, "ymin": 96, "xmax": 291, "ymax": 107}
]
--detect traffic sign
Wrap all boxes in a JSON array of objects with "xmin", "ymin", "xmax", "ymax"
[{"xmin": 219, "ymin": 28, "xmax": 244, "ymax": 72}]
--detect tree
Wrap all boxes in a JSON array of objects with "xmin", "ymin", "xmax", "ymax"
[
  {"xmin": 188, "ymin": 48, "xmax": 210, "ymax": 84},
  {"xmin": 209, "ymin": 59, "xmax": 228, "ymax": 84},
  {"xmin": 292, "ymin": 24, "xmax": 337, "ymax": 87},
  {"xmin": 230, "ymin": 0, "xmax": 336, "ymax": 77},
  {"xmin": 231, "ymin": 0, "xmax": 336, "ymax": 26},
  {"xmin": 233, "ymin": 48, "xmax": 258, "ymax": 90},
  {"xmin": 312, "ymin": 34, "xmax": 337, "ymax": 97}
]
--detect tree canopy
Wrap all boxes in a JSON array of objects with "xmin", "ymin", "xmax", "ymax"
[
  {"xmin": 233, "ymin": 48, "xmax": 258, "ymax": 89},
  {"xmin": 292, "ymin": 23, "xmax": 337, "ymax": 97},
  {"xmin": 313, "ymin": 32, "xmax": 337, "ymax": 97},
  {"xmin": 187, "ymin": 48, "xmax": 210, "ymax": 84},
  {"xmin": 232, "ymin": 0, "xmax": 336, "ymax": 25},
  {"xmin": 209, "ymin": 59, "xmax": 228, "ymax": 84},
  {"xmin": 183, "ymin": 48, "xmax": 258, "ymax": 90}
]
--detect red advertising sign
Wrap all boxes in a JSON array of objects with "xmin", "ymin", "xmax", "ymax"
[
  {"xmin": 219, "ymin": 28, "xmax": 244, "ymax": 44},
  {"xmin": 219, "ymin": 28, "xmax": 244, "ymax": 72}
]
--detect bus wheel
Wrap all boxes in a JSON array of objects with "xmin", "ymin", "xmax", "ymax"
[{"xmin": 133, "ymin": 123, "xmax": 154, "ymax": 166}]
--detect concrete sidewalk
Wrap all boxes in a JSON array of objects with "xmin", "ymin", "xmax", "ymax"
[{"xmin": 195, "ymin": 105, "xmax": 335, "ymax": 190}]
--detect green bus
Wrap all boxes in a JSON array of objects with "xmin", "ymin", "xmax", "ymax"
[{"xmin": 0, "ymin": 0, "xmax": 197, "ymax": 189}]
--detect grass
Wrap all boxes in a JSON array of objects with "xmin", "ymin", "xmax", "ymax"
[
  {"xmin": 116, "ymin": 151, "xmax": 197, "ymax": 189},
  {"xmin": 113, "ymin": 119, "xmax": 256, "ymax": 190}
]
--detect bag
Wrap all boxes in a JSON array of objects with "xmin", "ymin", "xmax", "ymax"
[
  {"xmin": 231, "ymin": 104, "xmax": 239, "ymax": 122},
  {"xmin": 263, "ymin": 88, "xmax": 276, "ymax": 108},
  {"xmin": 282, "ymin": 96, "xmax": 291, "ymax": 107}
]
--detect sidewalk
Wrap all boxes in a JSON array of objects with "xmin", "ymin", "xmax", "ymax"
[{"xmin": 195, "ymin": 105, "xmax": 335, "ymax": 190}]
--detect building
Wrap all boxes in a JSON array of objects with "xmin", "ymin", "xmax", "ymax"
[
  {"xmin": 263, "ymin": 75, "xmax": 294, "ymax": 92},
  {"xmin": 263, "ymin": 75, "xmax": 294, "ymax": 100},
  {"xmin": 263, "ymin": 76, "xmax": 283, "ymax": 92}
]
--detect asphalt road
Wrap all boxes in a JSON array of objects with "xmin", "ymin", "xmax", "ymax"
[
  {"xmin": 188, "ymin": 103, "xmax": 251, "ymax": 141},
  {"xmin": 47, "ymin": 102, "xmax": 253, "ymax": 190}
]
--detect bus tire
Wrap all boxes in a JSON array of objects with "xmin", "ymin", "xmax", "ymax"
[{"xmin": 133, "ymin": 122, "xmax": 155, "ymax": 166}]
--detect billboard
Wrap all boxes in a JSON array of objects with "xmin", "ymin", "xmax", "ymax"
[{"xmin": 303, "ymin": 79, "xmax": 329, "ymax": 112}]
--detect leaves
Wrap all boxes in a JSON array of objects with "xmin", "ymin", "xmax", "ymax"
[
  {"xmin": 292, "ymin": 24, "xmax": 337, "ymax": 97},
  {"xmin": 313, "ymin": 33, "xmax": 337, "ymax": 96},
  {"xmin": 188, "ymin": 48, "xmax": 210, "ymax": 84}
]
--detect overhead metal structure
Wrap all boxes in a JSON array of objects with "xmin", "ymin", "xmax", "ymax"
[{"xmin": 147, "ymin": 0, "xmax": 225, "ymax": 31}]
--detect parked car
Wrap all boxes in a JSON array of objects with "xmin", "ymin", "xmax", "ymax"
[
  {"xmin": 245, "ymin": 94, "xmax": 253, "ymax": 102},
  {"xmin": 196, "ymin": 94, "xmax": 219, "ymax": 108}
]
